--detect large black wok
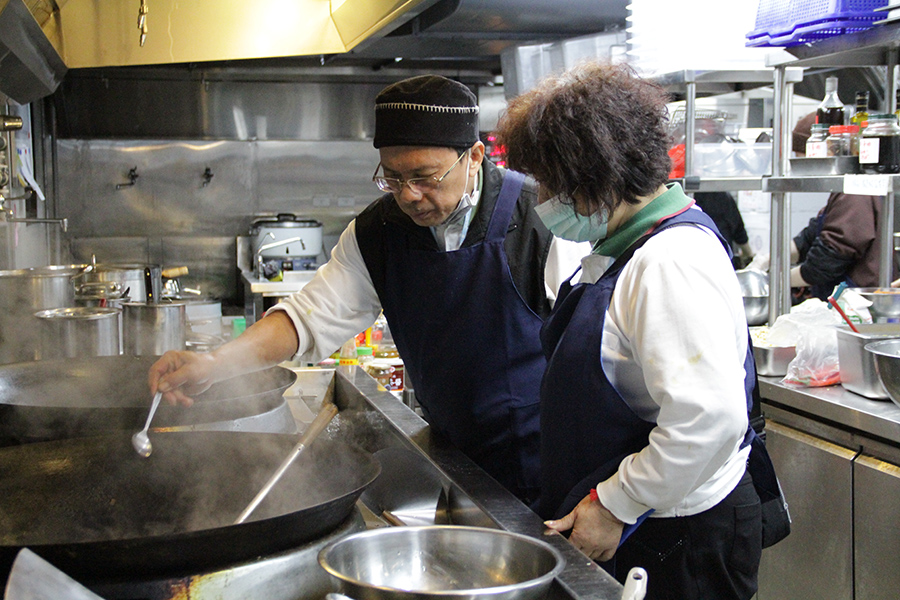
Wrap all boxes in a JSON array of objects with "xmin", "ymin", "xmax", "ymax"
[
  {"xmin": 0, "ymin": 430, "xmax": 379, "ymax": 582},
  {"xmin": 0, "ymin": 356, "xmax": 296, "ymax": 445}
]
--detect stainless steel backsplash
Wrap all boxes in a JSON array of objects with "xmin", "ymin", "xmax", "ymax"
[{"xmin": 56, "ymin": 138, "xmax": 381, "ymax": 307}]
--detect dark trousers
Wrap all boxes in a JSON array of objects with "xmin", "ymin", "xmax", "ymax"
[{"xmin": 611, "ymin": 470, "xmax": 762, "ymax": 600}]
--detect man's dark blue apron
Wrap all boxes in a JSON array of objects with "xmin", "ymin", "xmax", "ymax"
[{"xmin": 378, "ymin": 171, "xmax": 544, "ymax": 500}]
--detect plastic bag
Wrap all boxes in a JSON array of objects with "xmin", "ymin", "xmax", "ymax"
[{"xmin": 779, "ymin": 299, "xmax": 843, "ymax": 387}]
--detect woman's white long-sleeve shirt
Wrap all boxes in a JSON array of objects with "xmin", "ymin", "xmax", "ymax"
[{"xmin": 588, "ymin": 222, "xmax": 752, "ymax": 523}]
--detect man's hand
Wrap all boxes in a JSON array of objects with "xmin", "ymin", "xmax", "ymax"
[
  {"xmin": 148, "ymin": 351, "xmax": 218, "ymax": 406},
  {"xmin": 544, "ymin": 493, "xmax": 624, "ymax": 562}
]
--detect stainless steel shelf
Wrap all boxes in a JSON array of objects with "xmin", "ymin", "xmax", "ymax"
[
  {"xmin": 764, "ymin": 174, "xmax": 900, "ymax": 193},
  {"xmin": 675, "ymin": 176, "xmax": 764, "ymax": 192},
  {"xmin": 650, "ymin": 68, "xmax": 802, "ymax": 99}
]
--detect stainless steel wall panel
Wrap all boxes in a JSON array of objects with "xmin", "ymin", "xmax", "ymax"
[
  {"xmin": 69, "ymin": 237, "xmax": 153, "ymax": 264},
  {"xmin": 160, "ymin": 236, "xmax": 237, "ymax": 302},
  {"xmin": 254, "ymin": 140, "xmax": 379, "ymax": 235},
  {"xmin": 204, "ymin": 81, "xmax": 380, "ymax": 141},
  {"xmin": 56, "ymin": 138, "xmax": 376, "ymax": 306},
  {"xmin": 757, "ymin": 422, "xmax": 856, "ymax": 600},
  {"xmin": 854, "ymin": 455, "xmax": 900, "ymax": 600}
]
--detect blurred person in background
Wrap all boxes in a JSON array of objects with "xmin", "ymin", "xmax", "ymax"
[
  {"xmin": 749, "ymin": 111, "xmax": 893, "ymax": 300},
  {"xmin": 693, "ymin": 191, "xmax": 754, "ymax": 269},
  {"xmin": 149, "ymin": 75, "xmax": 587, "ymax": 504},
  {"xmin": 495, "ymin": 61, "xmax": 762, "ymax": 600}
]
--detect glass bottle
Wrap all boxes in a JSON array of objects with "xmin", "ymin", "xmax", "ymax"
[
  {"xmin": 851, "ymin": 91, "xmax": 869, "ymax": 128},
  {"xmin": 805, "ymin": 123, "xmax": 830, "ymax": 157},
  {"xmin": 826, "ymin": 125, "xmax": 859, "ymax": 157},
  {"xmin": 859, "ymin": 114, "xmax": 900, "ymax": 174},
  {"xmin": 816, "ymin": 76, "xmax": 845, "ymax": 127}
]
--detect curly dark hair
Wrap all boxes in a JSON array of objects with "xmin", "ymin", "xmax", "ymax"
[{"xmin": 495, "ymin": 61, "xmax": 672, "ymax": 214}]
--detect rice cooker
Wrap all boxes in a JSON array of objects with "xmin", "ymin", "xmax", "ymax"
[{"xmin": 250, "ymin": 214, "xmax": 323, "ymax": 273}]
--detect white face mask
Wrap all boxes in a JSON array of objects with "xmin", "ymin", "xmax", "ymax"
[{"xmin": 534, "ymin": 192, "xmax": 609, "ymax": 243}]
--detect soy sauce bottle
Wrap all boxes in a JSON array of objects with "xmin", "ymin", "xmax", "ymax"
[{"xmin": 816, "ymin": 76, "xmax": 845, "ymax": 127}]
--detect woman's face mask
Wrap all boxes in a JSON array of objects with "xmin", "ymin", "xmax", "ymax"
[{"xmin": 534, "ymin": 191, "xmax": 609, "ymax": 243}]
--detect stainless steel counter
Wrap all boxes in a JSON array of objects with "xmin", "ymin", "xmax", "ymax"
[
  {"xmin": 241, "ymin": 269, "xmax": 316, "ymax": 324},
  {"xmin": 759, "ymin": 376, "xmax": 900, "ymax": 447},
  {"xmin": 298, "ymin": 366, "xmax": 624, "ymax": 600}
]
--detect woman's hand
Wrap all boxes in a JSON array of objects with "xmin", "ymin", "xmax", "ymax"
[
  {"xmin": 148, "ymin": 350, "xmax": 218, "ymax": 407},
  {"xmin": 544, "ymin": 493, "xmax": 625, "ymax": 562}
]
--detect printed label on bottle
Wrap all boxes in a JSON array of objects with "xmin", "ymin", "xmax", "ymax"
[
  {"xmin": 859, "ymin": 137, "xmax": 880, "ymax": 164},
  {"xmin": 806, "ymin": 141, "xmax": 828, "ymax": 158}
]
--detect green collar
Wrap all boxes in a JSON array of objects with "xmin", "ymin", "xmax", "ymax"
[{"xmin": 593, "ymin": 183, "xmax": 693, "ymax": 259}]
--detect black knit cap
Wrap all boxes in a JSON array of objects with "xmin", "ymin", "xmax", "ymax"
[{"xmin": 373, "ymin": 75, "xmax": 480, "ymax": 149}]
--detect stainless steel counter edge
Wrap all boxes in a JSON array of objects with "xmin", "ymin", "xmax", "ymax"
[
  {"xmin": 241, "ymin": 269, "xmax": 316, "ymax": 295},
  {"xmin": 331, "ymin": 366, "xmax": 624, "ymax": 600},
  {"xmin": 759, "ymin": 376, "xmax": 900, "ymax": 445}
]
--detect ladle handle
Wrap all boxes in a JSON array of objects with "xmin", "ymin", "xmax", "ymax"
[
  {"xmin": 142, "ymin": 392, "xmax": 163, "ymax": 431},
  {"xmin": 234, "ymin": 400, "xmax": 339, "ymax": 524}
]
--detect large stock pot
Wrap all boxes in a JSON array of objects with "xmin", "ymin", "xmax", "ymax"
[{"xmin": 0, "ymin": 265, "xmax": 84, "ymax": 364}]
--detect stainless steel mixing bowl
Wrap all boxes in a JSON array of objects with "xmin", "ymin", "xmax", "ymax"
[
  {"xmin": 849, "ymin": 288, "xmax": 900, "ymax": 323},
  {"xmin": 737, "ymin": 269, "xmax": 769, "ymax": 326},
  {"xmin": 317, "ymin": 525, "xmax": 565, "ymax": 600},
  {"xmin": 865, "ymin": 339, "xmax": 900, "ymax": 407}
]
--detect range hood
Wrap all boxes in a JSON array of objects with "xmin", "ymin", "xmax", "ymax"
[
  {"xmin": 32, "ymin": 0, "xmax": 436, "ymax": 69},
  {"xmin": 0, "ymin": 0, "xmax": 66, "ymax": 104}
]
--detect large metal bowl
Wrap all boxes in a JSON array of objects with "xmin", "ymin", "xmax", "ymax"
[
  {"xmin": 318, "ymin": 525, "xmax": 565, "ymax": 600},
  {"xmin": 849, "ymin": 288, "xmax": 900, "ymax": 322},
  {"xmin": 737, "ymin": 269, "xmax": 769, "ymax": 326},
  {"xmin": 864, "ymin": 339, "xmax": 900, "ymax": 408}
]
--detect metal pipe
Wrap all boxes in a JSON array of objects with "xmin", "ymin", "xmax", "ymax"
[
  {"xmin": 684, "ymin": 71, "xmax": 696, "ymax": 179},
  {"xmin": 769, "ymin": 65, "xmax": 792, "ymax": 324},
  {"xmin": 881, "ymin": 54, "xmax": 898, "ymax": 286}
]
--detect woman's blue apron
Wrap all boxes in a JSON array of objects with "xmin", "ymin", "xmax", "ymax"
[
  {"xmin": 536, "ymin": 207, "xmax": 758, "ymax": 541},
  {"xmin": 377, "ymin": 171, "xmax": 545, "ymax": 500}
]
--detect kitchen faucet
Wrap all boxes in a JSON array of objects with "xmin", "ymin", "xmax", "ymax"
[
  {"xmin": 0, "ymin": 189, "xmax": 68, "ymax": 232},
  {"xmin": 255, "ymin": 236, "xmax": 306, "ymax": 278}
]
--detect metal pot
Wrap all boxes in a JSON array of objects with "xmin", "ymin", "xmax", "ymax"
[
  {"xmin": 318, "ymin": 526, "xmax": 565, "ymax": 600},
  {"xmin": 35, "ymin": 307, "xmax": 121, "ymax": 359},
  {"xmin": 0, "ymin": 434, "xmax": 380, "ymax": 583},
  {"xmin": 122, "ymin": 301, "xmax": 187, "ymax": 355},
  {"xmin": 78, "ymin": 263, "xmax": 162, "ymax": 303},
  {"xmin": 0, "ymin": 265, "xmax": 84, "ymax": 365}
]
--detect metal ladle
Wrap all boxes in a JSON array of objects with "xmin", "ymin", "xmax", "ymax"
[{"xmin": 132, "ymin": 391, "xmax": 162, "ymax": 458}]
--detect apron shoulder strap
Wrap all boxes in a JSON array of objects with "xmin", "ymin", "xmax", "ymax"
[{"xmin": 485, "ymin": 169, "xmax": 526, "ymax": 241}]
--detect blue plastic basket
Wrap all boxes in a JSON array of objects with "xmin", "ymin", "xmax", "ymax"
[{"xmin": 746, "ymin": 0, "xmax": 888, "ymax": 47}]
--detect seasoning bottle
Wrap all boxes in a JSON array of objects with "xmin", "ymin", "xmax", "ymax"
[
  {"xmin": 338, "ymin": 338, "xmax": 358, "ymax": 366},
  {"xmin": 816, "ymin": 76, "xmax": 845, "ymax": 127},
  {"xmin": 851, "ymin": 91, "xmax": 869, "ymax": 129},
  {"xmin": 805, "ymin": 123, "xmax": 830, "ymax": 157},
  {"xmin": 826, "ymin": 125, "xmax": 860, "ymax": 157},
  {"xmin": 356, "ymin": 345, "xmax": 374, "ymax": 368},
  {"xmin": 859, "ymin": 114, "xmax": 900, "ymax": 174}
]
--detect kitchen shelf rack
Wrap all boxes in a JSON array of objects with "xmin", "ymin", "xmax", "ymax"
[
  {"xmin": 651, "ymin": 69, "xmax": 803, "ymax": 193},
  {"xmin": 763, "ymin": 20, "xmax": 900, "ymax": 321}
]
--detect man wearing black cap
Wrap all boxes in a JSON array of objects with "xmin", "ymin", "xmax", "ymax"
[{"xmin": 149, "ymin": 75, "xmax": 587, "ymax": 503}]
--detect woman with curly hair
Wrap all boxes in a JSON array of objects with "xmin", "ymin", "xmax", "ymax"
[{"xmin": 495, "ymin": 61, "xmax": 763, "ymax": 600}]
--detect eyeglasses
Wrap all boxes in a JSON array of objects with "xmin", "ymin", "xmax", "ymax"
[{"xmin": 372, "ymin": 151, "xmax": 467, "ymax": 194}]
